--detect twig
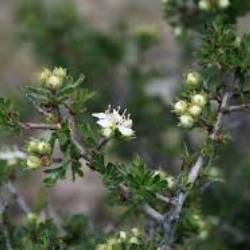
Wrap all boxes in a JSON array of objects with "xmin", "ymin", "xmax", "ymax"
[
  {"xmin": 0, "ymin": 197, "xmax": 13, "ymax": 250},
  {"xmin": 223, "ymin": 103, "xmax": 250, "ymax": 113},
  {"xmin": 19, "ymin": 122, "xmax": 61, "ymax": 130},
  {"xmin": 142, "ymin": 204, "xmax": 164, "ymax": 224},
  {"xmin": 5, "ymin": 182, "xmax": 30, "ymax": 215},
  {"xmin": 28, "ymin": 98, "xmax": 51, "ymax": 116},
  {"xmin": 156, "ymin": 193, "xmax": 173, "ymax": 204}
]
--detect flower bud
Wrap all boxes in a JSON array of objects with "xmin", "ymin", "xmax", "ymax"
[
  {"xmin": 27, "ymin": 155, "xmax": 42, "ymax": 169},
  {"xmin": 131, "ymin": 228, "xmax": 140, "ymax": 237},
  {"xmin": 166, "ymin": 176, "xmax": 176, "ymax": 190},
  {"xmin": 191, "ymin": 94, "xmax": 207, "ymax": 107},
  {"xmin": 173, "ymin": 26, "xmax": 183, "ymax": 37},
  {"xmin": 39, "ymin": 68, "xmax": 51, "ymax": 82},
  {"xmin": 235, "ymin": 36, "xmax": 241, "ymax": 47},
  {"xmin": 198, "ymin": 0, "xmax": 211, "ymax": 11},
  {"xmin": 179, "ymin": 115, "xmax": 194, "ymax": 128},
  {"xmin": 186, "ymin": 72, "xmax": 202, "ymax": 88},
  {"xmin": 37, "ymin": 141, "xmax": 51, "ymax": 155},
  {"xmin": 27, "ymin": 140, "xmax": 39, "ymax": 154},
  {"xmin": 174, "ymin": 100, "xmax": 188, "ymax": 114},
  {"xmin": 53, "ymin": 67, "xmax": 67, "ymax": 78},
  {"xmin": 119, "ymin": 231, "xmax": 127, "ymax": 240},
  {"xmin": 27, "ymin": 213, "xmax": 39, "ymax": 225},
  {"xmin": 188, "ymin": 104, "xmax": 202, "ymax": 117},
  {"xmin": 45, "ymin": 75, "xmax": 63, "ymax": 90},
  {"xmin": 129, "ymin": 237, "xmax": 140, "ymax": 245},
  {"xmin": 218, "ymin": 0, "xmax": 230, "ymax": 9}
]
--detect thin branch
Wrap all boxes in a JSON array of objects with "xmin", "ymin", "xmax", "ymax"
[
  {"xmin": 5, "ymin": 182, "xmax": 30, "ymax": 215},
  {"xmin": 142, "ymin": 204, "xmax": 164, "ymax": 224},
  {"xmin": 0, "ymin": 197, "xmax": 13, "ymax": 250},
  {"xmin": 19, "ymin": 122, "xmax": 61, "ymax": 131},
  {"xmin": 28, "ymin": 98, "xmax": 51, "ymax": 116},
  {"xmin": 223, "ymin": 103, "xmax": 250, "ymax": 113},
  {"xmin": 156, "ymin": 193, "xmax": 173, "ymax": 204}
]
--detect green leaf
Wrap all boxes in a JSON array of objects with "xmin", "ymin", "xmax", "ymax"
[{"xmin": 0, "ymin": 97, "xmax": 20, "ymax": 133}]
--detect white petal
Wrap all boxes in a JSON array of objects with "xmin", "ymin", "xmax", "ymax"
[
  {"xmin": 92, "ymin": 113, "xmax": 107, "ymax": 119},
  {"xmin": 122, "ymin": 119, "xmax": 133, "ymax": 128},
  {"xmin": 118, "ymin": 126, "xmax": 134, "ymax": 137},
  {"xmin": 111, "ymin": 110, "xmax": 122, "ymax": 123},
  {"xmin": 97, "ymin": 119, "xmax": 113, "ymax": 128}
]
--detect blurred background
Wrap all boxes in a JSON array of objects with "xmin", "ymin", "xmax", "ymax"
[{"xmin": 1, "ymin": 0, "xmax": 250, "ymax": 249}]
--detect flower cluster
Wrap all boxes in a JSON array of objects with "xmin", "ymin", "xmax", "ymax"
[
  {"xmin": 26, "ymin": 139, "xmax": 52, "ymax": 169},
  {"xmin": 96, "ymin": 228, "xmax": 142, "ymax": 250},
  {"xmin": 198, "ymin": 0, "xmax": 230, "ymax": 11},
  {"xmin": 39, "ymin": 67, "xmax": 67, "ymax": 90},
  {"xmin": 92, "ymin": 106, "xmax": 134, "ymax": 138},
  {"xmin": 174, "ymin": 72, "xmax": 207, "ymax": 128}
]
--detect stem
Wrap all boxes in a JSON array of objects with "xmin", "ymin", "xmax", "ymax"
[
  {"xmin": 223, "ymin": 103, "xmax": 250, "ymax": 113},
  {"xmin": 0, "ymin": 197, "xmax": 12, "ymax": 250},
  {"xmin": 19, "ymin": 122, "xmax": 61, "ymax": 130},
  {"xmin": 5, "ymin": 182, "xmax": 30, "ymax": 215}
]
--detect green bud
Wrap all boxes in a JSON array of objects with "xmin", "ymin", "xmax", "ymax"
[
  {"xmin": 45, "ymin": 75, "xmax": 63, "ymax": 90},
  {"xmin": 186, "ymin": 72, "xmax": 202, "ymax": 88},
  {"xmin": 179, "ymin": 115, "xmax": 194, "ymax": 128},
  {"xmin": 191, "ymin": 94, "xmax": 207, "ymax": 107},
  {"xmin": 27, "ymin": 140, "xmax": 39, "ymax": 154},
  {"xmin": 53, "ymin": 67, "xmax": 67, "ymax": 78},
  {"xmin": 26, "ymin": 155, "xmax": 42, "ymax": 169},
  {"xmin": 37, "ymin": 141, "xmax": 51, "ymax": 155}
]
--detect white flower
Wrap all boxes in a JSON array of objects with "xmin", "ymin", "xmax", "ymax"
[
  {"xmin": 218, "ymin": 0, "xmax": 230, "ymax": 9},
  {"xmin": 188, "ymin": 104, "xmax": 202, "ymax": 117},
  {"xmin": 92, "ymin": 106, "xmax": 134, "ymax": 138},
  {"xmin": 174, "ymin": 100, "xmax": 188, "ymax": 114},
  {"xmin": 192, "ymin": 94, "xmax": 207, "ymax": 107},
  {"xmin": 186, "ymin": 72, "xmax": 202, "ymax": 88},
  {"xmin": 179, "ymin": 115, "xmax": 194, "ymax": 128},
  {"xmin": 198, "ymin": 0, "xmax": 211, "ymax": 11}
]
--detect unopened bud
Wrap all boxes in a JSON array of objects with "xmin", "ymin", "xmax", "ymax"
[
  {"xmin": 191, "ymin": 94, "xmax": 207, "ymax": 107},
  {"xmin": 45, "ymin": 75, "xmax": 63, "ymax": 90},
  {"xmin": 179, "ymin": 115, "xmax": 194, "ymax": 128},
  {"xmin": 218, "ymin": 0, "xmax": 230, "ymax": 9},
  {"xmin": 198, "ymin": 0, "xmax": 211, "ymax": 11},
  {"xmin": 174, "ymin": 100, "xmax": 188, "ymax": 114},
  {"xmin": 188, "ymin": 104, "xmax": 202, "ymax": 117},
  {"xmin": 186, "ymin": 72, "xmax": 202, "ymax": 88},
  {"xmin": 27, "ymin": 156, "xmax": 42, "ymax": 169}
]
